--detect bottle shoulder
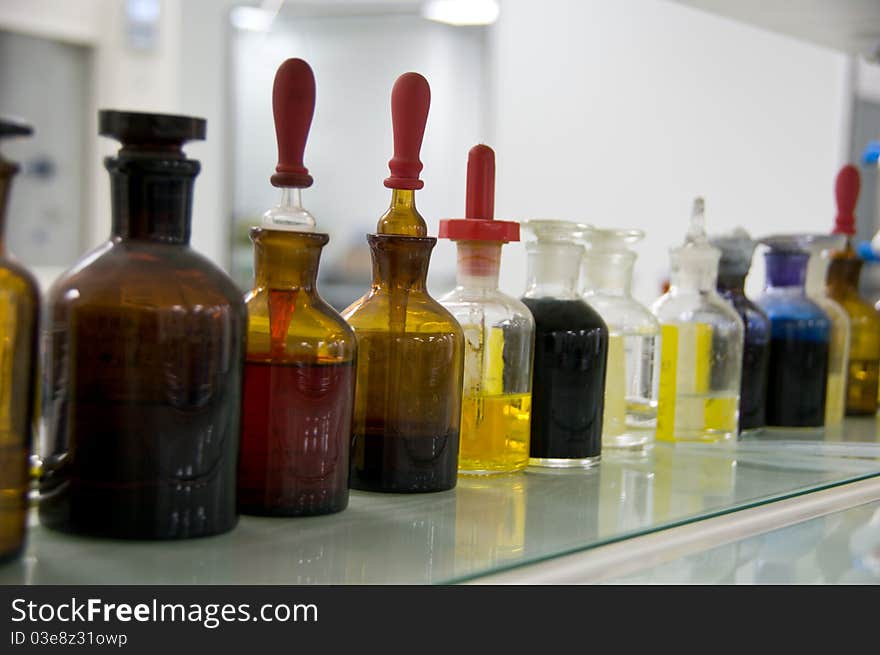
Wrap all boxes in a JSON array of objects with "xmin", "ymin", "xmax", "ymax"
[
  {"xmin": 343, "ymin": 288, "xmax": 463, "ymax": 336},
  {"xmin": 50, "ymin": 240, "xmax": 245, "ymax": 312},
  {"xmin": 653, "ymin": 290, "xmax": 742, "ymax": 328},
  {"xmin": 756, "ymin": 290, "xmax": 831, "ymax": 325},
  {"xmin": 0, "ymin": 256, "xmax": 40, "ymax": 303},
  {"xmin": 440, "ymin": 287, "xmax": 534, "ymax": 328},
  {"xmin": 584, "ymin": 293, "xmax": 658, "ymax": 334},
  {"xmin": 520, "ymin": 296, "xmax": 607, "ymax": 332},
  {"xmin": 246, "ymin": 288, "xmax": 355, "ymax": 341}
]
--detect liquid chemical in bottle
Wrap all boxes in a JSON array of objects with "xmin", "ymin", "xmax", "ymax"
[
  {"xmin": 709, "ymin": 229, "xmax": 770, "ymax": 433},
  {"xmin": 826, "ymin": 165, "xmax": 880, "ymax": 416},
  {"xmin": 805, "ymin": 235, "xmax": 850, "ymax": 428},
  {"xmin": 582, "ymin": 228, "xmax": 659, "ymax": 450},
  {"xmin": 238, "ymin": 59, "xmax": 357, "ymax": 516},
  {"xmin": 0, "ymin": 119, "xmax": 39, "ymax": 562},
  {"xmin": 521, "ymin": 221, "xmax": 608, "ymax": 467},
  {"xmin": 40, "ymin": 112, "xmax": 246, "ymax": 539},
  {"xmin": 439, "ymin": 145, "xmax": 533, "ymax": 474},
  {"xmin": 756, "ymin": 235, "xmax": 831, "ymax": 428},
  {"xmin": 343, "ymin": 73, "xmax": 464, "ymax": 492},
  {"xmin": 652, "ymin": 198, "xmax": 743, "ymax": 442}
]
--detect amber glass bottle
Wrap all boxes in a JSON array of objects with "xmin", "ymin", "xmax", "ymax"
[
  {"xmin": 39, "ymin": 111, "xmax": 246, "ymax": 539},
  {"xmin": 826, "ymin": 165, "xmax": 880, "ymax": 415},
  {"xmin": 239, "ymin": 59, "xmax": 356, "ymax": 516},
  {"xmin": 343, "ymin": 73, "xmax": 464, "ymax": 493},
  {"xmin": 0, "ymin": 119, "xmax": 39, "ymax": 562}
]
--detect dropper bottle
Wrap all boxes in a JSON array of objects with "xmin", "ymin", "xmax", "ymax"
[
  {"xmin": 652, "ymin": 198, "xmax": 743, "ymax": 442},
  {"xmin": 439, "ymin": 145, "xmax": 534, "ymax": 475},
  {"xmin": 521, "ymin": 220, "xmax": 608, "ymax": 467},
  {"xmin": 805, "ymin": 234, "xmax": 850, "ymax": 427},
  {"xmin": 342, "ymin": 72, "xmax": 464, "ymax": 493},
  {"xmin": 708, "ymin": 229, "xmax": 771, "ymax": 433},
  {"xmin": 826, "ymin": 165, "xmax": 880, "ymax": 415},
  {"xmin": 582, "ymin": 228, "xmax": 660, "ymax": 450},
  {"xmin": 238, "ymin": 58, "xmax": 357, "ymax": 516}
]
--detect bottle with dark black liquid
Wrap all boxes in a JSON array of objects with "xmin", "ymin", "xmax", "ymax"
[
  {"xmin": 239, "ymin": 59, "xmax": 356, "ymax": 516},
  {"xmin": 342, "ymin": 73, "xmax": 464, "ymax": 492},
  {"xmin": 709, "ymin": 229, "xmax": 770, "ymax": 433},
  {"xmin": 39, "ymin": 111, "xmax": 246, "ymax": 539},
  {"xmin": 756, "ymin": 235, "xmax": 831, "ymax": 428},
  {"xmin": 0, "ymin": 119, "xmax": 39, "ymax": 562},
  {"xmin": 521, "ymin": 220, "xmax": 607, "ymax": 468}
]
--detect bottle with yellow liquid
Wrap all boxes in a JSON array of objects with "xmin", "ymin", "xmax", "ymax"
[
  {"xmin": 805, "ymin": 235, "xmax": 850, "ymax": 428},
  {"xmin": 826, "ymin": 165, "xmax": 880, "ymax": 416},
  {"xmin": 582, "ymin": 228, "xmax": 659, "ymax": 450},
  {"xmin": 439, "ymin": 145, "xmax": 533, "ymax": 475},
  {"xmin": 0, "ymin": 119, "xmax": 39, "ymax": 562},
  {"xmin": 652, "ymin": 198, "xmax": 743, "ymax": 442}
]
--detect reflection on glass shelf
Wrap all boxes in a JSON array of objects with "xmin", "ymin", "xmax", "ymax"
[
  {"xmin": 606, "ymin": 499, "xmax": 880, "ymax": 584},
  {"xmin": 2, "ymin": 419, "xmax": 880, "ymax": 584}
]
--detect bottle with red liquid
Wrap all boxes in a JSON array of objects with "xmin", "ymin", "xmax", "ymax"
[{"xmin": 238, "ymin": 59, "xmax": 356, "ymax": 516}]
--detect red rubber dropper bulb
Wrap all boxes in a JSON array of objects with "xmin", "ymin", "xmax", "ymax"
[
  {"xmin": 439, "ymin": 144, "xmax": 519, "ymax": 243},
  {"xmin": 832, "ymin": 164, "xmax": 860, "ymax": 236},
  {"xmin": 270, "ymin": 58, "xmax": 315, "ymax": 188},
  {"xmin": 384, "ymin": 72, "xmax": 430, "ymax": 190}
]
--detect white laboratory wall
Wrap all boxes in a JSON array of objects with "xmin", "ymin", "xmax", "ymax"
[
  {"xmin": 489, "ymin": 0, "xmax": 851, "ymax": 305},
  {"xmin": 230, "ymin": 14, "xmax": 487, "ymax": 290}
]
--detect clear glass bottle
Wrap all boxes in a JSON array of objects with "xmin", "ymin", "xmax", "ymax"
[
  {"xmin": 826, "ymin": 165, "xmax": 880, "ymax": 415},
  {"xmin": 439, "ymin": 144, "xmax": 533, "ymax": 475},
  {"xmin": 582, "ymin": 227, "xmax": 659, "ymax": 450},
  {"xmin": 805, "ymin": 235, "xmax": 850, "ymax": 427},
  {"xmin": 652, "ymin": 198, "xmax": 743, "ymax": 442},
  {"xmin": 40, "ymin": 111, "xmax": 246, "ymax": 539},
  {"xmin": 342, "ymin": 72, "xmax": 464, "ymax": 492},
  {"xmin": 756, "ymin": 235, "xmax": 831, "ymax": 428},
  {"xmin": 521, "ymin": 220, "xmax": 608, "ymax": 467},
  {"xmin": 239, "ymin": 59, "xmax": 356, "ymax": 516},
  {"xmin": 0, "ymin": 119, "xmax": 39, "ymax": 562},
  {"xmin": 709, "ymin": 229, "xmax": 770, "ymax": 433}
]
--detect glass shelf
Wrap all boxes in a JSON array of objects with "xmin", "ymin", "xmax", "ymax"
[{"xmin": 3, "ymin": 419, "xmax": 880, "ymax": 585}]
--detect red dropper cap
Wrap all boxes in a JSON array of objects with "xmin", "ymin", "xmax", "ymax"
[
  {"xmin": 832, "ymin": 164, "xmax": 860, "ymax": 236},
  {"xmin": 438, "ymin": 144, "xmax": 520, "ymax": 242},
  {"xmin": 270, "ymin": 58, "xmax": 315, "ymax": 188},
  {"xmin": 384, "ymin": 72, "xmax": 430, "ymax": 190}
]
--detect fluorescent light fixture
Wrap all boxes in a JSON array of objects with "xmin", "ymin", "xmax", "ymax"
[
  {"xmin": 422, "ymin": 0, "xmax": 500, "ymax": 26},
  {"xmin": 230, "ymin": 0, "xmax": 284, "ymax": 32}
]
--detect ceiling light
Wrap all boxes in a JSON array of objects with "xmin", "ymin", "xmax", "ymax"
[
  {"xmin": 422, "ymin": 0, "xmax": 500, "ymax": 27},
  {"xmin": 230, "ymin": 1, "xmax": 284, "ymax": 32}
]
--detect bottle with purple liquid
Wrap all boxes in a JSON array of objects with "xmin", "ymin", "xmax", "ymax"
[{"xmin": 756, "ymin": 236, "xmax": 832, "ymax": 428}]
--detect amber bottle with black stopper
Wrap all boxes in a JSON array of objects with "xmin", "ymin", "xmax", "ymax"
[
  {"xmin": 0, "ymin": 119, "xmax": 39, "ymax": 561},
  {"xmin": 239, "ymin": 59, "xmax": 356, "ymax": 516},
  {"xmin": 39, "ymin": 111, "xmax": 246, "ymax": 539},
  {"xmin": 343, "ymin": 73, "xmax": 464, "ymax": 493},
  {"xmin": 826, "ymin": 165, "xmax": 880, "ymax": 416},
  {"xmin": 522, "ymin": 221, "xmax": 608, "ymax": 467}
]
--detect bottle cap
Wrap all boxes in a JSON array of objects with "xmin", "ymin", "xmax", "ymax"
[
  {"xmin": 708, "ymin": 228, "xmax": 756, "ymax": 277},
  {"xmin": 99, "ymin": 110, "xmax": 205, "ymax": 156},
  {"xmin": 585, "ymin": 227, "xmax": 643, "ymax": 253},
  {"xmin": 270, "ymin": 58, "xmax": 315, "ymax": 188},
  {"xmin": 832, "ymin": 164, "xmax": 860, "ymax": 236},
  {"xmin": 0, "ymin": 118, "xmax": 32, "ymax": 139},
  {"xmin": 384, "ymin": 72, "xmax": 430, "ymax": 190},
  {"xmin": 759, "ymin": 233, "xmax": 835, "ymax": 254},
  {"xmin": 523, "ymin": 219, "xmax": 591, "ymax": 243},
  {"xmin": 439, "ymin": 144, "xmax": 520, "ymax": 242}
]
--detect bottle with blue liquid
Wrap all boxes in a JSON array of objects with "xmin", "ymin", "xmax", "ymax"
[{"xmin": 757, "ymin": 235, "xmax": 832, "ymax": 428}]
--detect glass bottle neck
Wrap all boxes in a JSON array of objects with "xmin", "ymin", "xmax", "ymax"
[
  {"xmin": 764, "ymin": 251, "xmax": 808, "ymax": 291},
  {"xmin": 524, "ymin": 242, "xmax": 583, "ymax": 299},
  {"xmin": 827, "ymin": 243, "xmax": 863, "ymax": 295},
  {"xmin": 455, "ymin": 241, "xmax": 501, "ymax": 290},
  {"xmin": 669, "ymin": 258, "xmax": 719, "ymax": 293},
  {"xmin": 0, "ymin": 160, "xmax": 14, "ymax": 255},
  {"xmin": 805, "ymin": 252, "xmax": 831, "ymax": 296},
  {"xmin": 369, "ymin": 233, "xmax": 434, "ymax": 292},
  {"xmin": 717, "ymin": 272, "xmax": 746, "ymax": 295},
  {"xmin": 108, "ymin": 157, "xmax": 197, "ymax": 244},
  {"xmin": 376, "ymin": 189, "xmax": 427, "ymax": 237},
  {"xmin": 582, "ymin": 251, "xmax": 634, "ymax": 298},
  {"xmin": 252, "ymin": 228, "xmax": 326, "ymax": 291}
]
